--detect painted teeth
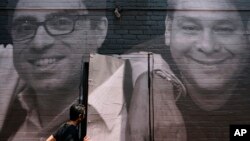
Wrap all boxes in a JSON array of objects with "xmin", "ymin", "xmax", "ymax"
[{"xmin": 34, "ymin": 58, "xmax": 57, "ymax": 66}]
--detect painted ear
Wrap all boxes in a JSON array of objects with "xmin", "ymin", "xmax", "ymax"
[
  {"xmin": 94, "ymin": 17, "xmax": 108, "ymax": 46},
  {"xmin": 87, "ymin": 16, "xmax": 108, "ymax": 53},
  {"xmin": 247, "ymin": 19, "xmax": 250, "ymax": 42},
  {"xmin": 165, "ymin": 15, "xmax": 172, "ymax": 46}
]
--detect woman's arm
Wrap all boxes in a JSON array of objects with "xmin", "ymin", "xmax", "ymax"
[{"xmin": 46, "ymin": 135, "xmax": 56, "ymax": 141}]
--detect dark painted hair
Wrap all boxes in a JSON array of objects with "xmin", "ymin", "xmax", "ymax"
[{"xmin": 167, "ymin": 0, "xmax": 250, "ymax": 27}]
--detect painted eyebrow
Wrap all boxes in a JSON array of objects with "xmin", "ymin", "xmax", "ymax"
[
  {"xmin": 175, "ymin": 16, "xmax": 201, "ymax": 25},
  {"xmin": 44, "ymin": 10, "xmax": 80, "ymax": 19},
  {"xmin": 176, "ymin": 16, "xmax": 198, "ymax": 21},
  {"xmin": 214, "ymin": 20, "xmax": 237, "ymax": 26},
  {"xmin": 12, "ymin": 16, "xmax": 37, "ymax": 23}
]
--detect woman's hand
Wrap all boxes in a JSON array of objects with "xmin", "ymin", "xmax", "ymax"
[{"xmin": 83, "ymin": 136, "xmax": 90, "ymax": 141}]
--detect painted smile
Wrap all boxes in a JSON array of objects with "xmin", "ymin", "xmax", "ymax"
[
  {"xmin": 28, "ymin": 56, "xmax": 64, "ymax": 67},
  {"xmin": 189, "ymin": 56, "xmax": 231, "ymax": 65}
]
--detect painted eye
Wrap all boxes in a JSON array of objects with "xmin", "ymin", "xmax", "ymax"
[
  {"xmin": 182, "ymin": 25, "xmax": 199, "ymax": 31},
  {"xmin": 48, "ymin": 16, "xmax": 74, "ymax": 31},
  {"xmin": 12, "ymin": 20, "xmax": 36, "ymax": 40},
  {"xmin": 214, "ymin": 27, "xmax": 234, "ymax": 34},
  {"xmin": 183, "ymin": 26, "xmax": 195, "ymax": 30},
  {"xmin": 180, "ymin": 24, "xmax": 200, "ymax": 35},
  {"xmin": 14, "ymin": 20, "xmax": 34, "ymax": 32}
]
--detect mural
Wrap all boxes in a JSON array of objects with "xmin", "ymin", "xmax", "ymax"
[
  {"xmin": 0, "ymin": 0, "xmax": 250, "ymax": 141},
  {"xmin": 0, "ymin": 0, "xmax": 108, "ymax": 140}
]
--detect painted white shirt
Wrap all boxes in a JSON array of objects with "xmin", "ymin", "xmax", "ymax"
[
  {"xmin": 87, "ymin": 54, "xmax": 127, "ymax": 141},
  {"xmin": 9, "ymin": 54, "xmax": 127, "ymax": 141},
  {"xmin": 0, "ymin": 44, "xmax": 20, "ymax": 130}
]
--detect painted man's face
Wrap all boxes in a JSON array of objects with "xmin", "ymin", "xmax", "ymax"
[
  {"xmin": 12, "ymin": 0, "xmax": 107, "ymax": 93},
  {"xmin": 166, "ymin": 0, "xmax": 249, "ymax": 91}
]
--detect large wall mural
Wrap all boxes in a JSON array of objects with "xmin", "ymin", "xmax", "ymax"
[{"xmin": 0, "ymin": 0, "xmax": 250, "ymax": 141}]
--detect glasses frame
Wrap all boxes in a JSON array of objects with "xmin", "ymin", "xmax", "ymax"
[{"xmin": 11, "ymin": 15, "xmax": 86, "ymax": 42}]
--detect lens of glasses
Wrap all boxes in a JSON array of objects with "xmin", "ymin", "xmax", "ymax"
[
  {"xmin": 12, "ymin": 20, "xmax": 37, "ymax": 41},
  {"xmin": 46, "ymin": 16, "xmax": 75, "ymax": 35}
]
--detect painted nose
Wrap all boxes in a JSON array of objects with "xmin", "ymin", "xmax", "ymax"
[
  {"xmin": 31, "ymin": 26, "xmax": 54, "ymax": 51},
  {"xmin": 196, "ymin": 30, "xmax": 220, "ymax": 54}
]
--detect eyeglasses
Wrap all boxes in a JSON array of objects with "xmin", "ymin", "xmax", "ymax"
[{"xmin": 11, "ymin": 14, "xmax": 87, "ymax": 42}]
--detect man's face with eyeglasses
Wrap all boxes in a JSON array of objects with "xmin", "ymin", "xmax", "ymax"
[{"xmin": 11, "ymin": 0, "xmax": 107, "ymax": 94}]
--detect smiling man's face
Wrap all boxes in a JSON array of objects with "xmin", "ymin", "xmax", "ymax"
[
  {"xmin": 12, "ymin": 0, "xmax": 107, "ymax": 93},
  {"xmin": 166, "ymin": 0, "xmax": 249, "ymax": 91}
]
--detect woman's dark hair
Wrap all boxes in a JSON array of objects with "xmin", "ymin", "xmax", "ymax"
[{"xmin": 69, "ymin": 104, "xmax": 86, "ymax": 121}]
